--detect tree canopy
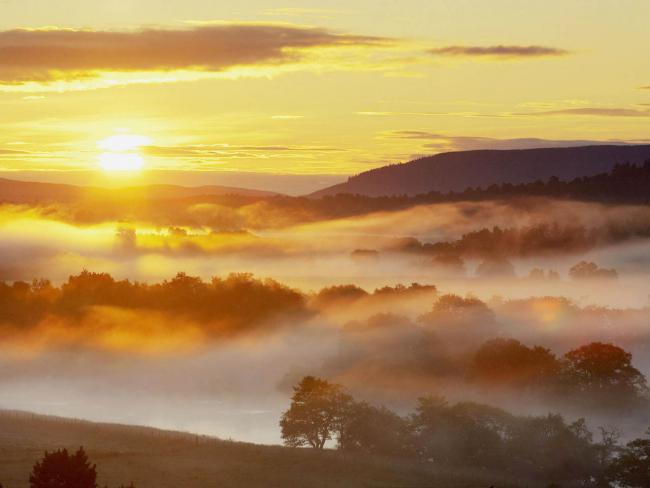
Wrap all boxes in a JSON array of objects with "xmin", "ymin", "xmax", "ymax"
[
  {"xmin": 29, "ymin": 447, "xmax": 97, "ymax": 488},
  {"xmin": 280, "ymin": 376, "xmax": 353, "ymax": 449}
]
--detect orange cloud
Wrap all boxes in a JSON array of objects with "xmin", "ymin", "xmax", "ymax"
[{"xmin": 0, "ymin": 24, "xmax": 389, "ymax": 87}]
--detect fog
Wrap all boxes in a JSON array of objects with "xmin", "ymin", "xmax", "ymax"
[{"xmin": 1, "ymin": 198, "xmax": 650, "ymax": 444}]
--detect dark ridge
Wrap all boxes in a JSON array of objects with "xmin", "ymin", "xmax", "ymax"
[{"xmin": 310, "ymin": 145, "xmax": 650, "ymax": 197}]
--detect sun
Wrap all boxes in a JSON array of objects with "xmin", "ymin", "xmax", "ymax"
[
  {"xmin": 98, "ymin": 134, "xmax": 151, "ymax": 172},
  {"xmin": 99, "ymin": 152, "xmax": 145, "ymax": 171}
]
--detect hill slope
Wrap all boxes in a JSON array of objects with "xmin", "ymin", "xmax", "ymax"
[
  {"xmin": 0, "ymin": 410, "xmax": 532, "ymax": 488},
  {"xmin": 0, "ymin": 178, "xmax": 276, "ymax": 204},
  {"xmin": 310, "ymin": 145, "xmax": 650, "ymax": 197}
]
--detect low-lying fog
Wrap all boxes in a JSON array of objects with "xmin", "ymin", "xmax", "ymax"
[{"xmin": 1, "ymin": 198, "xmax": 649, "ymax": 444}]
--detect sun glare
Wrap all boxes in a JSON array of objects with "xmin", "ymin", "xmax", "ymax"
[
  {"xmin": 98, "ymin": 133, "xmax": 151, "ymax": 172},
  {"xmin": 99, "ymin": 152, "xmax": 145, "ymax": 171}
]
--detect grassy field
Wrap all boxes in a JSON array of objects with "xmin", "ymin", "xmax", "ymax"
[{"xmin": 0, "ymin": 410, "xmax": 539, "ymax": 488}]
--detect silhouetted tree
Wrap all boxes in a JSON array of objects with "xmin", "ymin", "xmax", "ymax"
[
  {"xmin": 419, "ymin": 294, "xmax": 496, "ymax": 345},
  {"xmin": 409, "ymin": 396, "xmax": 514, "ymax": 467},
  {"xmin": 594, "ymin": 426, "xmax": 621, "ymax": 487},
  {"xmin": 569, "ymin": 261, "xmax": 618, "ymax": 280},
  {"xmin": 476, "ymin": 257, "xmax": 516, "ymax": 277},
  {"xmin": 607, "ymin": 428, "xmax": 650, "ymax": 487},
  {"xmin": 30, "ymin": 447, "xmax": 97, "ymax": 488},
  {"xmin": 423, "ymin": 294, "xmax": 494, "ymax": 322},
  {"xmin": 313, "ymin": 284, "xmax": 368, "ymax": 306},
  {"xmin": 560, "ymin": 342, "xmax": 648, "ymax": 407},
  {"xmin": 469, "ymin": 338, "xmax": 560, "ymax": 389},
  {"xmin": 280, "ymin": 376, "xmax": 353, "ymax": 449},
  {"xmin": 338, "ymin": 401, "xmax": 410, "ymax": 456},
  {"xmin": 506, "ymin": 415, "xmax": 598, "ymax": 483}
]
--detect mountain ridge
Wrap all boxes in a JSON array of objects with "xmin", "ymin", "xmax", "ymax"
[
  {"xmin": 0, "ymin": 177, "xmax": 278, "ymax": 203},
  {"xmin": 309, "ymin": 144, "xmax": 650, "ymax": 197}
]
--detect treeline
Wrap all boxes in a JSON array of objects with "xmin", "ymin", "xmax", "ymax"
[
  {"xmin": 468, "ymin": 339, "xmax": 647, "ymax": 407},
  {"xmin": 391, "ymin": 221, "xmax": 650, "ymax": 261},
  {"xmin": 0, "ymin": 270, "xmax": 307, "ymax": 329},
  {"xmin": 267, "ymin": 161, "xmax": 650, "ymax": 221},
  {"xmin": 281, "ymin": 376, "xmax": 650, "ymax": 487},
  {"xmin": 0, "ymin": 271, "xmax": 443, "ymax": 333},
  {"xmin": 324, "ymin": 296, "xmax": 649, "ymax": 411},
  {"xmin": 14, "ymin": 162, "xmax": 650, "ymax": 231}
]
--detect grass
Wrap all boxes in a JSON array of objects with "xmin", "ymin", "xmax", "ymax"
[{"xmin": 0, "ymin": 410, "xmax": 540, "ymax": 488}]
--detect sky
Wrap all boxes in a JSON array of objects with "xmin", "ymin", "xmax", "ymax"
[{"xmin": 0, "ymin": 0, "xmax": 649, "ymax": 193}]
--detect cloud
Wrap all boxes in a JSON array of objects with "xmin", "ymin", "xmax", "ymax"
[
  {"xmin": 358, "ymin": 106, "xmax": 650, "ymax": 120},
  {"xmin": 143, "ymin": 144, "xmax": 346, "ymax": 160},
  {"xmin": 0, "ymin": 24, "xmax": 389, "ymax": 89},
  {"xmin": 260, "ymin": 7, "xmax": 350, "ymax": 18},
  {"xmin": 270, "ymin": 115, "xmax": 305, "ymax": 120},
  {"xmin": 522, "ymin": 107, "xmax": 650, "ymax": 117},
  {"xmin": 0, "ymin": 148, "xmax": 31, "ymax": 155},
  {"xmin": 427, "ymin": 45, "xmax": 569, "ymax": 59},
  {"xmin": 384, "ymin": 131, "xmax": 643, "ymax": 151},
  {"xmin": 356, "ymin": 111, "xmax": 488, "ymax": 118}
]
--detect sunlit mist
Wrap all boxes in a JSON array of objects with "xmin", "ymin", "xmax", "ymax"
[{"xmin": 1, "ymin": 3, "xmax": 649, "ymax": 486}]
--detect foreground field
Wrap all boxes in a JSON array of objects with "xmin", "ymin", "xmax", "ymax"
[{"xmin": 0, "ymin": 410, "xmax": 537, "ymax": 488}]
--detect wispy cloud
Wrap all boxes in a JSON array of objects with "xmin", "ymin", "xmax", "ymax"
[
  {"xmin": 260, "ymin": 7, "xmax": 351, "ymax": 19},
  {"xmin": 356, "ymin": 110, "xmax": 489, "ymax": 118},
  {"xmin": 270, "ymin": 115, "xmax": 305, "ymax": 120},
  {"xmin": 358, "ymin": 105, "xmax": 650, "ymax": 120},
  {"xmin": 384, "ymin": 131, "xmax": 645, "ymax": 152},
  {"xmin": 522, "ymin": 107, "xmax": 650, "ymax": 117},
  {"xmin": 143, "ymin": 144, "xmax": 346, "ymax": 161},
  {"xmin": 0, "ymin": 147, "xmax": 33, "ymax": 155},
  {"xmin": 0, "ymin": 24, "xmax": 391, "ymax": 90},
  {"xmin": 427, "ymin": 45, "xmax": 569, "ymax": 59}
]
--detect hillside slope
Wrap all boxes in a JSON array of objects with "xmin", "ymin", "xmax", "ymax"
[
  {"xmin": 0, "ymin": 410, "xmax": 533, "ymax": 488},
  {"xmin": 0, "ymin": 178, "xmax": 276, "ymax": 204},
  {"xmin": 310, "ymin": 145, "xmax": 650, "ymax": 197}
]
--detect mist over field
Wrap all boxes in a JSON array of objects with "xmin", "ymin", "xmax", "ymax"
[
  {"xmin": 1, "ymin": 195, "xmax": 650, "ymax": 447},
  {"xmin": 3, "ymin": 2, "xmax": 650, "ymax": 485}
]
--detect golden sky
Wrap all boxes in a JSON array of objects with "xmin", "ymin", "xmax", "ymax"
[{"xmin": 1, "ymin": 0, "xmax": 649, "ymax": 190}]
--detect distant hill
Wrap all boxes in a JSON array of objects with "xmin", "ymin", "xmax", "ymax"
[
  {"xmin": 0, "ymin": 410, "xmax": 527, "ymax": 488},
  {"xmin": 310, "ymin": 145, "xmax": 650, "ymax": 197},
  {"xmin": 0, "ymin": 178, "xmax": 277, "ymax": 204}
]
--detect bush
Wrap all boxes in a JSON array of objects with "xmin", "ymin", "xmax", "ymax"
[{"xmin": 30, "ymin": 447, "xmax": 97, "ymax": 488}]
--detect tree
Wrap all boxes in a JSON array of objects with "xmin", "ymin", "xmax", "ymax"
[
  {"xmin": 476, "ymin": 257, "xmax": 515, "ymax": 278},
  {"xmin": 419, "ymin": 294, "xmax": 497, "ymax": 345},
  {"xmin": 560, "ymin": 342, "xmax": 648, "ymax": 407},
  {"xmin": 607, "ymin": 429, "xmax": 650, "ymax": 487},
  {"xmin": 506, "ymin": 414, "xmax": 598, "ymax": 483},
  {"xmin": 469, "ymin": 338, "xmax": 560, "ymax": 389},
  {"xmin": 280, "ymin": 376, "xmax": 353, "ymax": 449},
  {"xmin": 338, "ymin": 401, "xmax": 410, "ymax": 456},
  {"xmin": 594, "ymin": 426, "xmax": 621, "ymax": 487},
  {"xmin": 409, "ymin": 396, "xmax": 514, "ymax": 467},
  {"xmin": 569, "ymin": 261, "xmax": 618, "ymax": 280},
  {"xmin": 30, "ymin": 447, "xmax": 97, "ymax": 488}
]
